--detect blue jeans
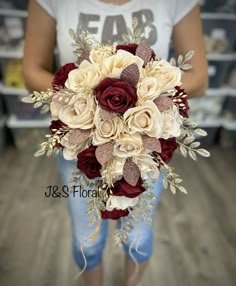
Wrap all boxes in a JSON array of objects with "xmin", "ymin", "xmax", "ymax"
[{"xmin": 56, "ymin": 153, "xmax": 163, "ymax": 271}]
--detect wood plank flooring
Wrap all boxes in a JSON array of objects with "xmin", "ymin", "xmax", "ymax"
[{"xmin": 0, "ymin": 146, "xmax": 235, "ymax": 286}]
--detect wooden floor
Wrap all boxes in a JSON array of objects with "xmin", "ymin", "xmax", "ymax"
[{"xmin": 0, "ymin": 146, "xmax": 235, "ymax": 286}]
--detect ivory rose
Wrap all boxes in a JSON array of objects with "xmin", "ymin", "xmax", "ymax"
[
  {"xmin": 65, "ymin": 60, "xmax": 103, "ymax": 90},
  {"xmin": 89, "ymin": 46, "xmax": 115, "ymax": 64},
  {"xmin": 162, "ymin": 105, "xmax": 183, "ymax": 139},
  {"xmin": 113, "ymin": 133, "xmax": 143, "ymax": 158},
  {"xmin": 137, "ymin": 77, "xmax": 162, "ymax": 105},
  {"xmin": 132, "ymin": 153, "xmax": 160, "ymax": 181},
  {"xmin": 102, "ymin": 49, "xmax": 144, "ymax": 78},
  {"xmin": 58, "ymin": 91, "xmax": 96, "ymax": 129},
  {"xmin": 92, "ymin": 108, "xmax": 123, "ymax": 145},
  {"xmin": 145, "ymin": 59, "xmax": 182, "ymax": 92},
  {"xmin": 124, "ymin": 100, "xmax": 163, "ymax": 138},
  {"xmin": 106, "ymin": 195, "xmax": 139, "ymax": 211}
]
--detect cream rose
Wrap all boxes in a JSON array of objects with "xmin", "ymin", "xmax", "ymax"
[
  {"xmin": 58, "ymin": 91, "xmax": 96, "ymax": 129},
  {"xmin": 132, "ymin": 153, "xmax": 160, "ymax": 181},
  {"xmin": 65, "ymin": 60, "xmax": 103, "ymax": 91},
  {"xmin": 92, "ymin": 108, "xmax": 123, "ymax": 145},
  {"xmin": 137, "ymin": 77, "xmax": 162, "ymax": 105},
  {"xmin": 162, "ymin": 105, "xmax": 183, "ymax": 139},
  {"xmin": 124, "ymin": 100, "xmax": 163, "ymax": 138},
  {"xmin": 113, "ymin": 133, "xmax": 143, "ymax": 158},
  {"xmin": 89, "ymin": 46, "xmax": 115, "ymax": 64},
  {"xmin": 145, "ymin": 59, "xmax": 182, "ymax": 92},
  {"xmin": 106, "ymin": 195, "xmax": 139, "ymax": 211},
  {"xmin": 102, "ymin": 49, "xmax": 144, "ymax": 78}
]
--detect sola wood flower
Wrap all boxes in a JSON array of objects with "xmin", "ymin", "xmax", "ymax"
[{"xmin": 21, "ymin": 26, "xmax": 210, "ymax": 234}]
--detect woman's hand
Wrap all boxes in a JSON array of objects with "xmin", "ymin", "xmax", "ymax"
[{"xmin": 172, "ymin": 5, "xmax": 208, "ymax": 97}]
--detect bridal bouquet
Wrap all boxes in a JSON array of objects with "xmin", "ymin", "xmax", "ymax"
[{"xmin": 22, "ymin": 28, "xmax": 210, "ymax": 226}]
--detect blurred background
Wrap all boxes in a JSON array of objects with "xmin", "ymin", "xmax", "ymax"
[{"xmin": 0, "ymin": 0, "xmax": 235, "ymax": 286}]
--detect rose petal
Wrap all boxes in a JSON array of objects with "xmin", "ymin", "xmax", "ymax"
[
  {"xmin": 123, "ymin": 160, "xmax": 140, "ymax": 187},
  {"xmin": 136, "ymin": 39, "xmax": 152, "ymax": 65},
  {"xmin": 99, "ymin": 108, "xmax": 116, "ymax": 121},
  {"xmin": 154, "ymin": 96, "xmax": 174, "ymax": 112},
  {"xmin": 120, "ymin": 63, "xmax": 140, "ymax": 86},
  {"xmin": 95, "ymin": 142, "xmax": 114, "ymax": 166},
  {"xmin": 142, "ymin": 135, "xmax": 162, "ymax": 152},
  {"xmin": 68, "ymin": 129, "xmax": 90, "ymax": 145}
]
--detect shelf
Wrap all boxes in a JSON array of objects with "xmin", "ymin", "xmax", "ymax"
[
  {"xmin": 201, "ymin": 13, "xmax": 236, "ymax": 20},
  {"xmin": 206, "ymin": 86, "xmax": 236, "ymax": 97},
  {"xmin": 0, "ymin": 8, "xmax": 27, "ymax": 17},
  {"xmin": 197, "ymin": 118, "xmax": 223, "ymax": 128},
  {"xmin": 0, "ymin": 83, "xmax": 28, "ymax": 96},
  {"xmin": 223, "ymin": 119, "xmax": 236, "ymax": 130},
  {"xmin": 0, "ymin": 49, "xmax": 23, "ymax": 59},
  {"xmin": 207, "ymin": 53, "xmax": 236, "ymax": 61},
  {"xmin": 6, "ymin": 115, "xmax": 51, "ymax": 128}
]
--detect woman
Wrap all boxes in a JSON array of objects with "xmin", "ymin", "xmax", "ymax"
[{"xmin": 23, "ymin": 1, "xmax": 208, "ymax": 286}]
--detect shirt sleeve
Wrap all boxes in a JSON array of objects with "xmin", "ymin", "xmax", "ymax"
[
  {"xmin": 36, "ymin": 0, "xmax": 56, "ymax": 18},
  {"xmin": 173, "ymin": 0, "xmax": 199, "ymax": 25}
]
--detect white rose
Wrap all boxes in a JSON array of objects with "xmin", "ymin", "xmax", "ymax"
[
  {"xmin": 137, "ymin": 77, "xmax": 162, "ymax": 105},
  {"xmin": 102, "ymin": 49, "xmax": 144, "ymax": 78},
  {"xmin": 58, "ymin": 91, "xmax": 96, "ymax": 129},
  {"xmin": 162, "ymin": 105, "xmax": 183, "ymax": 139},
  {"xmin": 106, "ymin": 195, "xmax": 139, "ymax": 211},
  {"xmin": 89, "ymin": 46, "xmax": 115, "ymax": 64},
  {"xmin": 132, "ymin": 153, "xmax": 160, "ymax": 181},
  {"xmin": 113, "ymin": 133, "xmax": 143, "ymax": 158},
  {"xmin": 65, "ymin": 60, "xmax": 103, "ymax": 91},
  {"xmin": 124, "ymin": 100, "xmax": 163, "ymax": 138},
  {"xmin": 145, "ymin": 59, "xmax": 182, "ymax": 92},
  {"xmin": 92, "ymin": 108, "xmax": 123, "ymax": 145}
]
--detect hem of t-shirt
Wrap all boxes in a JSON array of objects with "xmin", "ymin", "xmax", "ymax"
[
  {"xmin": 173, "ymin": 1, "xmax": 198, "ymax": 25},
  {"xmin": 36, "ymin": 0, "xmax": 56, "ymax": 19}
]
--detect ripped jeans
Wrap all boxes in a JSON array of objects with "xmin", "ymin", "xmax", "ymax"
[{"xmin": 57, "ymin": 153, "xmax": 163, "ymax": 271}]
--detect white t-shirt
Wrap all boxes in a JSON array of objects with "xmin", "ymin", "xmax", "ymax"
[{"xmin": 36, "ymin": 0, "xmax": 198, "ymax": 65}]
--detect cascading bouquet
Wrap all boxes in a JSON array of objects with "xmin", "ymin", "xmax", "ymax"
[{"xmin": 22, "ymin": 24, "xmax": 210, "ymax": 243}]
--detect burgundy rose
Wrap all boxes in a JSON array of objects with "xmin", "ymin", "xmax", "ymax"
[
  {"xmin": 116, "ymin": 43, "xmax": 139, "ymax": 55},
  {"xmin": 116, "ymin": 43, "xmax": 156, "ymax": 60},
  {"xmin": 52, "ymin": 62, "xmax": 77, "ymax": 89},
  {"xmin": 111, "ymin": 178, "xmax": 145, "ymax": 198},
  {"xmin": 77, "ymin": 146, "xmax": 101, "ymax": 179},
  {"xmin": 95, "ymin": 77, "xmax": 137, "ymax": 113},
  {"xmin": 174, "ymin": 87, "xmax": 190, "ymax": 118},
  {"xmin": 159, "ymin": 138, "xmax": 178, "ymax": 164},
  {"xmin": 101, "ymin": 208, "xmax": 129, "ymax": 220},
  {"xmin": 49, "ymin": 120, "xmax": 67, "ymax": 134}
]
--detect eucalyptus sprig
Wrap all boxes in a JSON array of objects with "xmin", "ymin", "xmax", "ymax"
[
  {"xmin": 34, "ymin": 126, "xmax": 70, "ymax": 157},
  {"xmin": 122, "ymin": 17, "xmax": 143, "ymax": 44},
  {"xmin": 69, "ymin": 29, "xmax": 94, "ymax": 63},
  {"xmin": 177, "ymin": 118, "xmax": 210, "ymax": 160},
  {"xmin": 21, "ymin": 89, "xmax": 54, "ymax": 114},
  {"xmin": 170, "ymin": 50, "xmax": 195, "ymax": 71}
]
